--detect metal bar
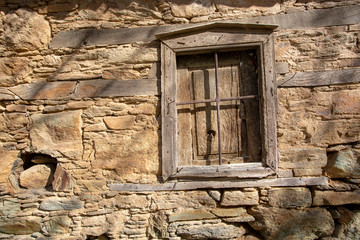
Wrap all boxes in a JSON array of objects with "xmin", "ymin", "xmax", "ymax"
[
  {"xmin": 215, "ymin": 52, "xmax": 222, "ymax": 165},
  {"xmin": 176, "ymin": 95, "xmax": 259, "ymax": 106}
]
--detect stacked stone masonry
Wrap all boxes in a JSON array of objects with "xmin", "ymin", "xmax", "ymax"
[{"xmin": 0, "ymin": 0, "xmax": 360, "ymax": 239}]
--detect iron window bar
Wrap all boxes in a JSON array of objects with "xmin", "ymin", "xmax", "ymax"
[{"xmin": 175, "ymin": 52, "xmax": 259, "ymax": 165}]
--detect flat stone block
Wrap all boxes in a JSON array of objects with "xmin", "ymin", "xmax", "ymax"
[
  {"xmin": 169, "ymin": 209, "xmax": 216, "ymax": 222},
  {"xmin": 39, "ymin": 197, "xmax": 83, "ymax": 211},
  {"xmin": 313, "ymin": 190, "xmax": 360, "ymax": 206},
  {"xmin": 221, "ymin": 190, "xmax": 259, "ymax": 206},
  {"xmin": 325, "ymin": 149, "xmax": 360, "ymax": 178},
  {"xmin": 268, "ymin": 187, "xmax": 312, "ymax": 208},
  {"xmin": 104, "ymin": 116, "xmax": 135, "ymax": 130}
]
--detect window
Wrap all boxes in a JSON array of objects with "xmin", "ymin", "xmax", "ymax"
[{"xmin": 157, "ymin": 23, "xmax": 278, "ymax": 181}]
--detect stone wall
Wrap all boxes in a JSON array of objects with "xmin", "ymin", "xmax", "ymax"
[{"xmin": 0, "ymin": 0, "xmax": 360, "ymax": 239}]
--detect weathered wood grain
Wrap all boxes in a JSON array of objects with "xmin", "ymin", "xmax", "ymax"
[
  {"xmin": 277, "ymin": 68, "xmax": 360, "ymax": 87},
  {"xmin": 173, "ymin": 164, "xmax": 275, "ymax": 179},
  {"xmin": 161, "ymin": 43, "xmax": 178, "ymax": 181},
  {"xmin": 9, "ymin": 82, "xmax": 76, "ymax": 100},
  {"xmin": 109, "ymin": 176, "xmax": 328, "ymax": 191},
  {"xmin": 50, "ymin": 5, "xmax": 360, "ymax": 49},
  {"xmin": 75, "ymin": 79, "xmax": 159, "ymax": 98}
]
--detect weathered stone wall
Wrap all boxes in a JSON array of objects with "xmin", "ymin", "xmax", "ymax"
[{"xmin": 0, "ymin": 0, "xmax": 360, "ymax": 239}]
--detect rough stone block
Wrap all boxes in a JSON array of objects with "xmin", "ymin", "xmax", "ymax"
[
  {"xmin": 176, "ymin": 222, "xmax": 246, "ymax": 239},
  {"xmin": 52, "ymin": 165, "xmax": 73, "ymax": 192},
  {"xmin": 39, "ymin": 197, "xmax": 83, "ymax": 211},
  {"xmin": 19, "ymin": 164, "xmax": 54, "ymax": 189},
  {"xmin": 0, "ymin": 9, "xmax": 51, "ymax": 52},
  {"xmin": 169, "ymin": 209, "xmax": 216, "ymax": 222},
  {"xmin": 30, "ymin": 111, "xmax": 83, "ymax": 159},
  {"xmin": 279, "ymin": 147, "xmax": 327, "ymax": 169},
  {"xmin": 211, "ymin": 207, "xmax": 247, "ymax": 217},
  {"xmin": 313, "ymin": 190, "xmax": 360, "ymax": 206},
  {"xmin": 0, "ymin": 217, "xmax": 41, "ymax": 234},
  {"xmin": 103, "ymin": 116, "xmax": 136, "ymax": 130},
  {"xmin": 5, "ymin": 104, "xmax": 27, "ymax": 112},
  {"xmin": 275, "ymin": 62, "xmax": 289, "ymax": 74},
  {"xmin": 66, "ymin": 101, "xmax": 94, "ymax": 110},
  {"xmin": 169, "ymin": 0, "xmax": 215, "ymax": 18},
  {"xmin": 249, "ymin": 207, "xmax": 334, "ymax": 240},
  {"xmin": 92, "ymin": 130, "xmax": 159, "ymax": 180},
  {"xmin": 332, "ymin": 91, "xmax": 360, "ymax": 115},
  {"xmin": 115, "ymin": 194, "xmax": 149, "ymax": 209},
  {"xmin": 293, "ymin": 168, "xmax": 323, "ymax": 177},
  {"xmin": 268, "ymin": 187, "xmax": 312, "ymax": 208},
  {"xmin": 0, "ymin": 147, "xmax": 18, "ymax": 193},
  {"xmin": 324, "ymin": 149, "xmax": 360, "ymax": 178},
  {"xmin": 221, "ymin": 190, "xmax": 259, "ymax": 206},
  {"xmin": 44, "ymin": 216, "xmax": 71, "ymax": 234}
]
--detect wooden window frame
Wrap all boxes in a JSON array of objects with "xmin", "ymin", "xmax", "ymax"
[{"xmin": 156, "ymin": 23, "xmax": 279, "ymax": 181}]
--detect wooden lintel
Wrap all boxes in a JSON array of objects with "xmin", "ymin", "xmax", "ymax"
[
  {"xmin": 5, "ymin": 79, "xmax": 159, "ymax": 101},
  {"xmin": 109, "ymin": 177, "xmax": 328, "ymax": 192},
  {"xmin": 277, "ymin": 68, "xmax": 360, "ymax": 87},
  {"xmin": 50, "ymin": 5, "xmax": 360, "ymax": 49}
]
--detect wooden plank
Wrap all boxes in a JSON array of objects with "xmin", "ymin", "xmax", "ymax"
[
  {"xmin": 50, "ymin": 5, "xmax": 360, "ymax": 49},
  {"xmin": 263, "ymin": 34, "xmax": 279, "ymax": 172},
  {"xmin": 109, "ymin": 177, "xmax": 328, "ymax": 191},
  {"xmin": 173, "ymin": 165, "xmax": 274, "ymax": 179},
  {"xmin": 164, "ymin": 31, "xmax": 269, "ymax": 51},
  {"xmin": 277, "ymin": 68, "xmax": 360, "ymax": 87},
  {"xmin": 9, "ymin": 82, "xmax": 76, "ymax": 100},
  {"xmin": 161, "ymin": 43, "xmax": 178, "ymax": 181},
  {"xmin": 75, "ymin": 79, "xmax": 159, "ymax": 98}
]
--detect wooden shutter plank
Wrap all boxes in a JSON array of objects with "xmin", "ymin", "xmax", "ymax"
[{"xmin": 161, "ymin": 43, "xmax": 177, "ymax": 181}]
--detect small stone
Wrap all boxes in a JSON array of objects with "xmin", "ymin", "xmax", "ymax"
[
  {"xmin": 52, "ymin": 165, "xmax": 73, "ymax": 192},
  {"xmin": 39, "ymin": 197, "xmax": 83, "ymax": 211},
  {"xmin": 103, "ymin": 116, "xmax": 135, "ymax": 130},
  {"xmin": 268, "ymin": 187, "xmax": 312, "ymax": 208},
  {"xmin": 19, "ymin": 164, "xmax": 54, "ymax": 189},
  {"xmin": 293, "ymin": 168, "xmax": 323, "ymax": 177},
  {"xmin": 221, "ymin": 190, "xmax": 259, "ymax": 206},
  {"xmin": 43, "ymin": 105, "xmax": 66, "ymax": 113},
  {"xmin": 31, "ymin": 155, "xmax": 57, "ymax": 164},
  {"xmin": 66, "ymin": 101, "xmax": 94, "ymax": 110},
  {"xmin": 128, "ymin": 104, "xmax": 157, "ymax": 115},
  {"xmin": 6, "ymin": 104, "xmax": 27, "ymax": 112},
  {"xmin": 275, "ymin": 62, "xmax": 289, "ymax": 74},
  {"xmin": 313, "ymin": 190, "xmax": 360, "ymax": 206},
  {"xmin": 207, "ymin": 190, "xmax": 221, "ymax": 201},
  {"xmin": 169, "ymin": 209, "xmax": 216, "ymax": 222}
]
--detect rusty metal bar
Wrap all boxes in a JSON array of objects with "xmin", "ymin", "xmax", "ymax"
[
  {"xmin": 176, "ymin": 95, "xmax": 258, "ymax": 106},
  {"xmin": 214, "ymin": 52, "xmax": 222, "ymax": 165}
]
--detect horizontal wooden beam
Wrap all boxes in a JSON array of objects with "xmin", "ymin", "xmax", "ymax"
[
  {"xmin": 109, "ymin": 177, "xmax": 328, "ymax": 192},
  {"xmin": 74, "ymin": 79, "xmax": 159, "ymax": 98},
  {"xmin": 5, "ymin": 79, "xmax": 159, "ymax": 100},
  {"xmin": 277, "ymin": 68, "xmax": 360, "ymax": 87},
  {"xmin": 50, "ymin": 5, "xmax": 360, "ymax": 49}
]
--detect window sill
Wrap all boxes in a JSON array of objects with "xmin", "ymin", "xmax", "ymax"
[
  {"xmin": 109, "ymin": 177, "xmax": 328, "ymax": 192},
  {"xmin": 172, "ymin": 163, "xmax": 275, "ymax": 179}
]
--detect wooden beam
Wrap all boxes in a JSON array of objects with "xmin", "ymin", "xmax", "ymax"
[
  {"xmin": 50, "ymin": 5, "xmax": 360, "ymax": 49},
  {"xmin": 109, "ymin": 177, "xmax": 328, "ymax": 192},
  {"xmin": 74, "ymin": 79, "xmax": 159, "ymax": 98},
  {"xmin": 6, "ymin": 79, "xmax": 159, "ymax": 100},
  {"xmin": 277, "ymin": 68, "xmax": 360, "ymax": 87}
]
